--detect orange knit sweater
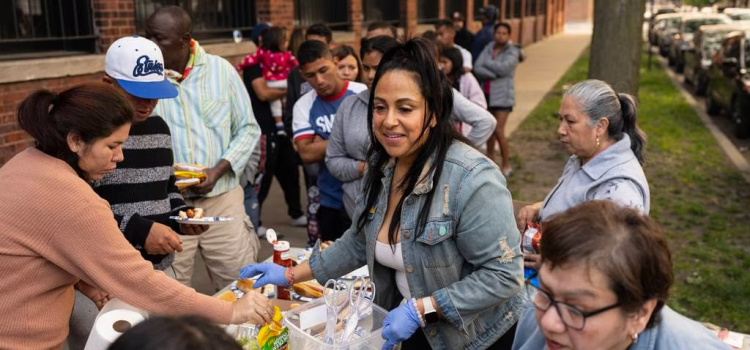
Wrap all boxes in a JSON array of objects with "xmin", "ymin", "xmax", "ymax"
[{"xmin": 0, "ymin": 148, "xmax": 233, "ymax": 350}]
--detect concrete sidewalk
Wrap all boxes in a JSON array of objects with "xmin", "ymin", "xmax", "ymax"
[{"xmin": 506, "ymin": 30, "xmax": 591, "ymax": 137}]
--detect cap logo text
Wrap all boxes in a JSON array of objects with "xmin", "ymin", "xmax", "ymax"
[{"xmin": 133, "ymin": 55, "xmax": 164, "ymax": 77}]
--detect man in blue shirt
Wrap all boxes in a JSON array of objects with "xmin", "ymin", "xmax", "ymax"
[
  {"xmin": 471, "ymin": 5, "xmax": 500, "ymax": 63},
  {"xmin": 292, "ymin": 40, "xmax": 367, "ymax": 244}
]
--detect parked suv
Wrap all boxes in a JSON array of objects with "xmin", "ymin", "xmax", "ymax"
[
  {"xmin": 649, "ymin": 8, "xmax": 678, "ymax": 46},
  {"xmin": 670, "ymin": 14, "xmax": 731, "ymax": 73},
  {"xmin": 706, "ymin": 30, "xmax": 750, "ymax": 138},
  {"xmin": 684, "ymin": 24, "xmax": 741, "ymax": 95},
  {"xmin": 655, "ymin": 13, "xmax": 686, "ymax": 56}
]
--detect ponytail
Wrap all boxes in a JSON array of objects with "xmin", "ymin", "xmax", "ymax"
[
  {"xmin": 17, "ymin": 90, "xmax": 70, "ymax": 159},
  {"xmin": 618, "ymin": 93, "xmax": 646, "ymax": 165},
  {"xmin": 564, "ymin": 80, "xmax": 647, "ymax": 165}
]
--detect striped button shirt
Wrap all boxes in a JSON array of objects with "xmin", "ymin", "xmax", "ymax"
[{"xmin": 153, "ymin": 41, "xmax": 260, "ymax": 197}]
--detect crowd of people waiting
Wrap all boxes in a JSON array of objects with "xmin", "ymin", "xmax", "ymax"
[{"xmin": 0, "ymin": 4, "xmax": 734, "ymax": 350}]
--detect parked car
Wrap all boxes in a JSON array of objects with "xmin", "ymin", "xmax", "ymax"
[
  {"xmin": 655, "ymin": 13, "xmax": 686, "ymax": 56},
  {"xmin": 684, "ymin": 24, "xmax": 743, "ymax": 95},
  {"xmin": 649, "ymin": 7, "xmax": 678, "ymax": 45},
  {"xmin": 706, "ymin": 30, "xmax": 750, "ymax": 138},
  {"xmin": 647, "ymin": 6, "xmax": 677, "ymax": 22},
  {"xmin": 670, "ymin": 14, "xmax": 731, "ymax": 73},
  {"xmin": 723, "ymin": 8, "xmax": 750, "ymax": 21}
]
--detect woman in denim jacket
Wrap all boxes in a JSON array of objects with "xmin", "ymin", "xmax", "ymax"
[
  {"xmin": 242, "ymin": 38, "xmax": 526, "ymax": 350},
  {"xmin": 513, "ymin": 201, "xmax": 729, "ymax": 350}
]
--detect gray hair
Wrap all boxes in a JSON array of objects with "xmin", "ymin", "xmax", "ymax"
[{"xmin": 563, "ymin": 79, "xmax": 646, "ymax": 164}]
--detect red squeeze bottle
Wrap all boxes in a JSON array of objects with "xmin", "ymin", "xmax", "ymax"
[{"xmin": 273, "ymin": 240, "xmax": 292, "ymax": 300}]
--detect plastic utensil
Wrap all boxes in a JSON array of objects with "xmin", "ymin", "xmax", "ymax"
[
  {"xmin": 323, "ymin": 279, "xmax": 348, "ymax": 344},
  {"xmin": 340, "ymin": 276, "xmax": 376, "ymax": 343}
]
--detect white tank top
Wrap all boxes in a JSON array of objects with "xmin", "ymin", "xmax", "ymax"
[{"xmin": 374, "ymin": 241, "xmax": 411, "ymax": 299}]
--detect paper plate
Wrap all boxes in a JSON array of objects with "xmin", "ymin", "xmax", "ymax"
[
  {"xmin": 176, "ymin": 178, "xmax": 200, "ymax": 190},
  {"xmin": 174, "ymin": 163, "xmax": 207, "ymax": 172},
  {"xmin": 169, "ymin": 216, "xmax": 235, "ymax": 225}
]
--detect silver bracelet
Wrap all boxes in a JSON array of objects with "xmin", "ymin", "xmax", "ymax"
[{"xmin": 412, "ymin": 298, "xmax": 426, "ymax": 328}]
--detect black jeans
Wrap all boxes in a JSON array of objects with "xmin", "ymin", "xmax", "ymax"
[
  {"xmin": 401, "ymin": 322, "xmax": 517, "ymax": 350},
  {"xmin": 316, "ymin": 205, "xmax": 351, "ymax": 242},
  {"xmin": 256, "ymin": 134, "xmax": 304, "ymax": 222}
]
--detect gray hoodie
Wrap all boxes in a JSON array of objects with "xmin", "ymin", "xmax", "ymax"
[{"xmin": 326, "ymin": 88, "xmax": 497, "ymax": 217}]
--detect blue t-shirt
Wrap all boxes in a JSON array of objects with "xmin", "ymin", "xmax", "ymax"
[{"xmin": 292, "ymin": 81, "xmax": 367, "ymax": 209}]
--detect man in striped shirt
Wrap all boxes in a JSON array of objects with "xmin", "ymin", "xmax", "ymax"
[{"xmin": 146, "ymin": 6, "xmax": 261, "ymax": 291}]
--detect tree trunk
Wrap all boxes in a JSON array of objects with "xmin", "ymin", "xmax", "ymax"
[{"xmin": 588, "ymin": 0, "xmax": 648, "ymax": 96}]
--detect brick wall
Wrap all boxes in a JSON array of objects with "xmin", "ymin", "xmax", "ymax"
[
  {"xmin": 508, "ymin": 19, "xmax": 521, "ymax": 44},
  {"xmin": 465, "ymin": 0, "xmax": 476, "ymax": 31},
  {"xmin": 401, "ymin": 0, "xmax": 419, "ymax": 39},
  {"xmin": 521, "ymin": 17, "xmax": 537, "ymax": 46},
  {"xmin": 566, "ymin": 0, "xmax": 591, "ymax": 22},
  {"xmin": 350, "ymin": 0, "xmax": 364, "ymax": 52},
  {"xmin": 536, "ymin": 14, "xmax": 546, "ymax": 41},
  {"xmin": 0, "ymin": 51, "xmax": 247, "ymax": 167},
  {"xmin": 257, "ymin": 0, "xmax": 295, "ymax": 34},
  {"xmin": 0, "ymin": 73, "xmax": 103, "ymax": 165},
  {"xmin": 93, "ymin": 0, "xmax": 138, "ymax": 52}
]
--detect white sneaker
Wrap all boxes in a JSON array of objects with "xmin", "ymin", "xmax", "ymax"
[
  {"xmin": 257, "ymin": 226, "xmax": 267, "ymax": 238},
  {"xmin": 290, "ymin": 216, "xmax": 307, "ymax": 227}
]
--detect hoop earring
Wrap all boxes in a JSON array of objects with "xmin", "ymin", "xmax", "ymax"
[
  {"xmin": 632, "ymin": 332, "xmax": 639, "ymax": 343},
  {"xmin": 596, "ymin": 136, "xmax": 601, "ymax": 148}
]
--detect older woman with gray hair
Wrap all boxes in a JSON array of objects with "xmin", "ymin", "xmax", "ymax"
[{"xmin": 517, "ymin": 79, "xmax": 650, "ymax": 272}]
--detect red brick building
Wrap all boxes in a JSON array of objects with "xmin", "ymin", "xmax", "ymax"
[
  {"xmin": 566, "ymin": 0, "xmax": 593, "ymax": 23},
  {"xmin": 0, "ymin": 0, "xmax": 567, "ymax": 166}
]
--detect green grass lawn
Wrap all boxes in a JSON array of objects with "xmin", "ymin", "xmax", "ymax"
[{"xmin": 508, "ymin": 50, "xmax": 750, "ymax": 332}]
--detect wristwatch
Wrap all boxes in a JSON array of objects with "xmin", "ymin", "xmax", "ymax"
[{"xmin": 422, "ymin": 297, "xmax": 439, "ymax": 324}]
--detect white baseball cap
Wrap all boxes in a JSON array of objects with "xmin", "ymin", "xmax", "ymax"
[{"xmin": 105, "ymin": 35, "xmax": 178, "ymax": 99}]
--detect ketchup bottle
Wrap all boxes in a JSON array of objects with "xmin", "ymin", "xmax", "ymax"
[{"xmin": 273, "ymin": 240, "xmax": 292, "ymax": 300}]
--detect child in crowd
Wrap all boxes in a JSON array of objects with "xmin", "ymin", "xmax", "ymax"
[{"xmin": 238, "ymin": 26, "xmax": 298, "ymax": 132}]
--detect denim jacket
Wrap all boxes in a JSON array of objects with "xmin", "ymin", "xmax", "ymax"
[
  {"xmin": 309, "ymin": 141, "xmax": 527, "ymax": 350},
  {"xmin": 512, "ymin": 304, "xmax": 731, "ymax": 350}
]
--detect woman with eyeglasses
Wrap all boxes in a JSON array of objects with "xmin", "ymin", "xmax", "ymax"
[{"xmin": 512, "ymin": 201, "xmax": 728, "ymax": 350}]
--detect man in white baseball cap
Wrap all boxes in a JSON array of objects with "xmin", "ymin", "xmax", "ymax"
[
  {"xmin": 67, "ymin": 34, "xmax": 207, "ymax": 350},
  {"xmin": 105, "ymin": 35, "xmax": 177, "ymax": 99}
]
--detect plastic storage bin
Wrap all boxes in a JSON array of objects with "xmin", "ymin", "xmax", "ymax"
[{"xmin": 282, "ymin": 296, "xmax": 388, "ymax": 350}]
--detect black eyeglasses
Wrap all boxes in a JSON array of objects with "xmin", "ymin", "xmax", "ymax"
[{"xmin": 525, "ymin": 274, "xmax": 621, "ymax": 330}]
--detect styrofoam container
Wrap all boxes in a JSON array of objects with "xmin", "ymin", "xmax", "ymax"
[{"xmin": 282, "ymin": 297, "xmax": 388, "ymax": 350}]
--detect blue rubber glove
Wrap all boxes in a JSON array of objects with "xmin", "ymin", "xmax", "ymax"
[
  {"xmin": 238, "ymin": 262, "xmax": 290, "ymax": 288},
  {"xmin": 381, "ymin": 301, "xmax": 421, "ymax": 350}
]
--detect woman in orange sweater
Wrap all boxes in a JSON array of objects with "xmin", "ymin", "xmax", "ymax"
[{"xmin": 0, "ymin": 83, "xmax": 273, "ymax": 350}]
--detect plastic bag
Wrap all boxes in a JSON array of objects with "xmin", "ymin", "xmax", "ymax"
[{"xmin": 257, "ymin": 306, "xmax": 289, "ymax": 350}]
